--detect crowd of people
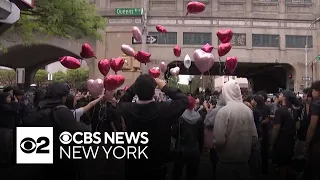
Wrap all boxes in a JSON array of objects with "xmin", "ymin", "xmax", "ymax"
[{"xmin": 0, "ymin": 74, "xmax": 319, "ymax": 180}]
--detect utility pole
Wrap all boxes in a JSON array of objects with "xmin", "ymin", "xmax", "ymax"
[
  {"xmin": 305, "ymin": 17, "xmax": 320, "ymax": 88},
  {"xmin": 140, "ymin": 0, "xmax": 148, "ymax": 74}
]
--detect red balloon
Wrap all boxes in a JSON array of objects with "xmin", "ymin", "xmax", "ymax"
[
  {"xmin": 59, "ymin": 56, "xmax": 81, "ymax": 69},
  {"xmin": 217, "ymin": 29, "xmax": 233, "ymax": 43},
  {"xmin": 186, "ymin": 1, "xmax": 205, "ymax": 15},
  {"xmin": 156, "ymin": 25, "xmax": 167, "ymax": 33},
  {"xmin": 104, "ymin": 75, "xmax": 125, "ymax": 91},
  {"xmin": 218, "ymin": 42, "xmax": 232, "ymax": 57},
  {"xmin": 148, "ymin": 67, "xmax": 160, "ymax": 78},
  {"xmin": 124, "ymin": 85, "xmax": 129, "ymax": 91},
  {"xmin": 110, "ymin": 57, "xmax": 125, "ymax": 74},
  {"xmin": 98, "ymin": 59, "xmax": 110, "ymax": 76},
  {"xmin": 173, "ymin": 45, "xmax": 181, "ymax": 57},
  {"xmin": 80, "ymin": 43, "xmax": 96, "ymax": 59},
  {"xmin": 201, "ymin": 43, "xmax": 214, "ymax": 53},
  {"xmin": 134, "ymin": 51, "xmax": 151, "ymax": 64},
  {"xmin": 226, "ymin": 56, "xmax": 238, "ymax": 73}
]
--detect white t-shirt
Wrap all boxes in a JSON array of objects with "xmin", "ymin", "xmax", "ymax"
[{"xmin": 71, "ymin": 108, "xmax": 84, "ymax": 122}]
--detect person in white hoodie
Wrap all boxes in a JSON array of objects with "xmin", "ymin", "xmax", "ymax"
[{"xmin": 213, "ymin": 80, "xmax": 258, "ymax": 180}]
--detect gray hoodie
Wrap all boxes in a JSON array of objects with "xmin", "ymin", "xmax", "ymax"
[{"xmin": 213, "ymin": 80, "xmax": 258, "ymax": 163}]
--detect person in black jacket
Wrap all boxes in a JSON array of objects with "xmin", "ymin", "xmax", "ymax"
[
  {"xmin": 171, "ymin": 96, "xmax": 204, "ymax": 180},
  {"xmin": 116, "ymin": 75, "xmax": 189, "ymax": 180}
]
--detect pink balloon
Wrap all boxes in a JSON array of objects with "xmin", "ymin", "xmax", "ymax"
[
  {"xmin": 98, "ymin": 59, "xmax": 110, "ymax": 76},
  {"xmin": 186, "ymin": 1, "xmax": 206, "ymax": 15},
  {"xmin": 59, "ymin": 56, "xmax": 81, "ymax": 69},
  {"xmin": 87, "ymin": 79, "xmax": 104, "ymax": 98},
  {"xmin": 170, "ymin": 67, "xmax": 180, "ymax": 76},
  {"xmin": 226, "ymin": 56, "xmax": 238, "ymax": 73},
  {"xmin": 148, "ymin": 67, "xmax": 160, "ymax": 78},
  {"xmin": 193, "ymin": 49, "xmax": 215, "ymax": 73},
  {"xmin": 173, "ymin": 45, "xmax": 181, "ymax": 57},
  {"xmin": 121, "ymin": 44, "xmax": 136, "ymax": 57},
  {"xmin": 217, "ymin": 29, "xmax": 233, "ymax": 43},
  {"xmin": 104, "ymin": 75, "xmax": 125, "ymax": 91},
  {"xmin": 80, "ymin": 43, "xmax": 96, "ymax": 59},
  {"xmin": 132, "ymin": 26, "xmax": 142, "ymax": 42},
  {"xmin": 134, "ymin": 51, "xmax": 151, "ymax": 64},
  {"xmin": 156, "ymin": 25, "xmax": 167, "ymax": 33},
  {"xmin": 218, "ymin": 42, "xmax": 232, "ymax": 57},
  {"xmin": 160, "ymin": 61, "xmax": 167, "ymax": 73},
  {"xmin": 110, "ymin": 57, "xmax": 125, "ymax": 74},
  {"xmin": 201, "ymin": 43, "xmax": 214, "ymax": 53}
]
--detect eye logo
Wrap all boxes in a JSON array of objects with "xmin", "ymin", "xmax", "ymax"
[
  {"xmin": 59, "ymin": 132, "xmax": 72, "ymax": 144},
  {"xmin": 20, "ymin": 137, "xmax": 37, "ymax": 154}
]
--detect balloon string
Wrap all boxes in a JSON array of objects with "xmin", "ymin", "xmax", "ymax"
[{"xmin": 218, "ymin": 56, "xmax": 222, "ymax": 76}]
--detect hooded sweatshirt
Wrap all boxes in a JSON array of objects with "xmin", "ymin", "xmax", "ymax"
[
  {"xmin": 204, "ymin": 94, "xmax": 226, "ymax": 127},
  {"xmin": 213, "ymin": 80, "xmax": 258, "ymax": 163},
  {"xmin": 178, "ymin": 109, "xmax": 203, "ymax": 155}
]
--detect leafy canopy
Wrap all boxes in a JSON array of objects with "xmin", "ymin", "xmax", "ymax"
[{"xmin": 8, "ymin": 0, "xmax": 106, "ymax": 44}]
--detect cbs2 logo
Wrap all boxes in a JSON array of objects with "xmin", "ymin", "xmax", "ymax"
[{"xmin": 20, "ymin": 137, "xmax": 50, "ymax": 154}]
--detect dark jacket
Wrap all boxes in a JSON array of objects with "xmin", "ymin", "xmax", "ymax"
[
  {"xmin": 117, "ymin": 85, "xmax": 189, "ymax": 179},
  {"xmin": 0, "ymin": 103, "xmax": 19, "ymax": 129},
  {"xmin": 6, "ymin": 98, "xmax": 84, "ymax": 180},
  {"xmin": 173, "ymin": 109, "xmax": 204, "ymax": 156}
]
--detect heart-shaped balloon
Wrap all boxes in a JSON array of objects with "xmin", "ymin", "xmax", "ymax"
[
  {"xmin": 217, "ymin": 29, "xmax": 233, "ymax": 43},
  {"xmin": 226, "ymin": 56, "xmax": 238, "ymax": 73},
  {"xmin": 160, "ymin": 61, "xmax": 167, "ymax": 73},
  {"xmin": 170, "ymin": 67, "xmax": 180, "ymax": 76},
  {"xmin": 87, "ymin": 79, "xmax": 104, "ymax": 98},
  {"xmin": 110, "ymin": 57, "xmax": 125, "ymax": 74},
  {"xmin": 121, "ymin": 44, "xmax": 136, "ymax": 57},
  {"xmin": 148, "ymin": 67, "xmax": 160, "ymax": 78},
  {"xmin": 104, "ymin": 75, "xmax": 125, "ymax": 91},
  {"xmin": 186, "ymin": 1, "xmax": 206, "ymax": 15},
  {"xmin": 98, "ymin": 59, "xmax": 110, "ymax": 76},
  {"xmin": 173, "ymin": 45, "xmax": 181, "ymax": 57},
  {"xmin": 193, "ymin": 49, "xmax": 215, "ymax": 73},
  {"xmin": 124, "ymin": 85, "xmax": 129, "ymax": 91},
  {"xmin": 201, "ymin": 43, "xmax": 214, "ymax": 53},
  {"xmin": 59, "ymin": 56, "xmax": 81, "ymax": 69},
  {"xmin": 156, "ymin": 25, "xmax": 167, "ymax": 33},
  {"xmin": 134, "ymin": 51, "xmax": 151, "ymax": 64},
  {"xmin": 132, "ymin": 26, "xmax": 142, "ymax": 42},
  {"xmin": 218, "ymin": 42, "xmax": 232, "ymax": 57},
  {"xmin": 80, "ymin": 43, "xmax": 96, "ymax": 59},
  {"xmin": 184, "ymin": 54, "xmax": 192, "ymax": 69}
]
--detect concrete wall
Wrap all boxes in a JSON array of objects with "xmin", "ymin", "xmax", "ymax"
[{"xmin": 89, "ymin": 0, "xmax": 320, "ymax": 91}]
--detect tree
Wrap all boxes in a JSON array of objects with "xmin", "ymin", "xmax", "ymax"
[
  {"xmin": 167, "ymin": 76, "xmax": 190, "ymax": 94},
  {"xmin": 52, "ymin": 70, "xmax": 67, "ymax": 82},
  {"xmin": 66, "ymin": 68, "xmax": 89, "ymax": 87},
  {"xmin": 2, "ymin": 0, "xmax": 106, "ymax": 46},
  {"xmin": 0, "ymin": 69, "xmax": 16, "ymax": 85},
  {"xmin": 35, "ymin": 69, "xmax": 48, "ymax": 85}
]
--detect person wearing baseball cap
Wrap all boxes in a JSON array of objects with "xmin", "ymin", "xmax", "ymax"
[{"xmin": 270, "ymin": 90, "xmax": 298, "ymax": 180}]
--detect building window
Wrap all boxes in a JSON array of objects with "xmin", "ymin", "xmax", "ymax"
[
  {"xmin": 286, "ymin": 0, "xmax": 311, "ymax": 3},
  {"xmin": 252, "ymin": 34, "xmax": 280, "ymax": 47},
  {"xmin": 218, "ymin": 33, "xmax": 246, "ymax": 46},
  {"xmin": 183, "ymin": 32, "xmax": 212, "ymax": 45},
  {"xmin": 254, "ymin": 0, "xmax": 278, "ymax": 2},
  {"xmin": 285, "ymin": 35, "xmax": 312, "ymax": 48},
  {"xmin": 148, "ymin": 32, "xmax": 177, "ymax": 44}
]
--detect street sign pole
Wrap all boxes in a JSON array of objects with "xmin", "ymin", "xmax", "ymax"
[{"xmin": 140, "ymin": 0, "xmax": 148, "ymax": 74}]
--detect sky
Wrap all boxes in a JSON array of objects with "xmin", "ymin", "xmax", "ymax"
[{"xmin": 178, "ymin": 75, "xmax": 190, "ymax": 85}]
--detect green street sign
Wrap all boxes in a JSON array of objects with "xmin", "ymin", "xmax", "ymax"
[
  {"xmin": 115, "ymin": 8, "xmax": 143, "ymax": 16},
  {"xmin": 318, "ymin": 55, "xmax": 320, "ymax": 61}
]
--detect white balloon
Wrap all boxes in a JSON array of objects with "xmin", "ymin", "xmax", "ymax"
[{"xmin": 184, "ymin": 54, "xmax": 191, "ymax": 69}]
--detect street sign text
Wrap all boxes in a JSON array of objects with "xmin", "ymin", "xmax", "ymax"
[{"xmin": 115, "ymin": 8, "xmax": 143, "ymax": 16}]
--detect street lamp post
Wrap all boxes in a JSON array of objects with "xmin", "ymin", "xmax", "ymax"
[
  {"xmin": 305, "ymin": 17, "xmax": 320, "ymax": 88},
  {"xmin": 140, "ymin": 0, "xmax": 148, "ymax": 74}
]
